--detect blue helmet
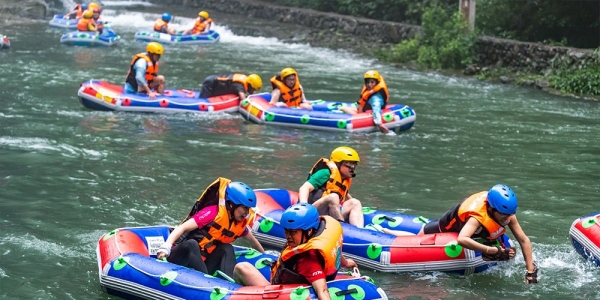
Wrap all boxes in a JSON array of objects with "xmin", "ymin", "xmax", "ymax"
[
  {"xmin": 81, "ymin": 3, "xmax": 88, "ymax": 10},
  {"xmin": 225, "ymin": 181, "xmax": 256, "ymax": 208},
  {"xmin": 487, "ymin": 184, "xmax": 518, "ymax": 215},
  {"xmin": 280, "ymin": 203, "xmax": 320, "ymax": 231},
  {"xmin": 161, "ymin": 13, "xmax": 172, "ymax": 22}
]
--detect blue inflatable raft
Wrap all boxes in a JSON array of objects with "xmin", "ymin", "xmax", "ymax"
[
  {"xmin": 134, "ymin": 30, "xmax": 220, "ymax": 45},
  {"xmin": 48, "ymin": 14, "xmax": 78, "ymax": 29},
  {"xmin": 252, "ymin": 189, "xmax": 514, "ymax": 274},
  {"xmin": 97, "ymin": 226, "xmax": 388, "ymax": 300},
  {"xmin": 239, "ymin": 93, "xmax": 416, "ymax": 133},
  {"xmin": 60, "ymin": 28, "xmax": 120, "ymax": 46}
]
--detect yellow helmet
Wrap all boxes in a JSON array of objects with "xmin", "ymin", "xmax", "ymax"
[
  {"xmin": 280, "ymin": 67, "xmax": 297, "ymax": 79},
  {"xmin": 246, "ymin": 74, "xmax": 262, "ymax": 91},
  {"xmin": 330, "ymin": 146, "xmax": 360, "ymax": 163},
  {"xmin": 146, "ymin": 42, "xmax": 164, "ymax": 55},
  {"xmin": 82, "ymin": 10, "xmax": 93, "ymax": 19},
  {"xmin": 364, "ymin": 70, "xmax": 381, "ymax": 82},
  {"xmin": 88, "ymin": 2, "xmax": 100, "ymax": 9},
  {"xmin": 198, "ymin": 11, "xmax": 209, "ymax": 19}
]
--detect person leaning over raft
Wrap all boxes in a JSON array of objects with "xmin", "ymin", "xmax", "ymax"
[
  {"xmin": 233, "ymin": 203, "xmax": 357, "ymax": 300},
  {"xmin": 298, "ymin": 146, "xmax": 365, "ymax": 227},
  {"xmin": 124, "ymin": 42, "xmax": 166, "ymax": 100},
  {"xmin": 269, "ymin": 67, "xmax": 313, "ymax": 110},
  {"xmin": 199, "ymin": 73, "xmax": 262, "ymax": 100},
  {"xmin": 64, "ymin": 3, "xmax": 87, "ymax": 19},
  {"xmin": 417, "ymin": 184, "xmax": 539, "ymax": 284},
  {"xmin": 157, "ymin": 178, "xmax": 265, "ymax": 279},
  {"xmin": 340, "ymin": 70, "xmax": 390, "ymax": 133},
  {"xmin": 154, "ymin": 13, "xmax": 177, "ymax": 35},
  {"xmin": 183, "ymin": 11, "xmax": 213, "ymax": 35}
]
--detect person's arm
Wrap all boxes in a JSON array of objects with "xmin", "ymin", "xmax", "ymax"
[
  {"xmin": 300, "ymin": 85, "xmax": 308, "ymax": 103},
  {"xmin": 269, "ymin": 89, "xmax": 281, "ymax": 105},
  {"xmin": 298, "ymin": 182, "xmax": 315, "ymax": 203},
  {"xmin": 156, "ymin": 218, "xmax": 198, "ymax": 259},
  {"xmin": 133, "ymin": 59, "xmax": 157, "ymax": 98},
  {"xmin": 240, "ymin": 231, "xmax": 265, "ymax": 253},
  {"xmin": 368, "ymin": 94, "xmax": 389, "ymax": 133},
  {"xmin": 311, "ymin": 278, "xmax": 331, "ymax": 300},
  {"xmin": 507, "ymin": 216, "xmax": 535, "ymax": 273},
  {"xmin": 456, "ymin": 217, "xmax": 491, "ymax": 253},
  {"xmin": 340, "ymin": 254, "xmax": 357, "ymax": 268}
]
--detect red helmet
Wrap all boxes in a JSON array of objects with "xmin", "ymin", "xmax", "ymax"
[{"xmin": 93, "ymin": 7, "xmax": 101, "ymax": 13}]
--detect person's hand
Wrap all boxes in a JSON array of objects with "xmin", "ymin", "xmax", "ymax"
[
  {"xmin": 378, "ymin": 124, "xmax": 389, "ymax": 134},
  {"xmin": 148, "ymin": 91, "xmax": 158, "ymax": 100},
  {"xmin": 343, "ymin": 258, "xmax": 357, "ymax": 268},
  {"xmin": 275, "ymin": 102, "xmax": 287, "ymax": 107},
  {"xmin": 482, "ymin": 246, "xmax": 512, "ymax": 261},
  {"xmin": 156, "ymin": 242, "xmax": 172, "ymax": 260},
  {"xmin": 525, "ymin": 261, "xmax": 539, "ymax": 284}
]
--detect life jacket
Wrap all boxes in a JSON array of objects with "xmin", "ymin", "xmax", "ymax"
[
  {"xmin": 175, "ymin": 177, "xmax": 255, "ymax": 259},
  {"xmin": 214, "ymin": 73, "xmax": 249, "ymax": 92},
  {"xmin": 73, "ymin": 4, "xmax": 83, "ymax": 18},
  {"xmin": 154, "ymin": 19, "xmax": 169, "ymax": 33},
  {"xmin": 125, "ymin": 53, "xmax": 159, "ymax": 92},
  {"xmin": 192, "ymin": 17, "xmax": 213, "ymax": 34},
  {"xmin": 271, "ymin": 216, "xmax": 343, "ymax": 284},
  {"xmin": 77, "ymin": 18, "xmax": 96, "ymax": 31},
  {"xmin": 306, "ymin": 158, "xmax": 352, "ymax": 204},
  {"xmin": 437, "ymin": 191, "xmax": 507, "ymax": 240},
  {"xmin": 357, "ymin": 76, "xmax": 389, "ymax": 112},
  {"xmin": 270, "ymin": 75, "xmax": 303, "ymax": 108}
]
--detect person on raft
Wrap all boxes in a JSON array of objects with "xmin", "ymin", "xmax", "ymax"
[
  {"xmin": 124, "ymin": 42, "xmax": 166, "ymax": 100},
  {"xmin": 340, "ymin": 70, "xmax": 390, "ymax": 134},
  {"xmin": 64, "ymin": 3, "xmax": 88, "ymax": 19},
  {"xmin": 182, "ymin": 10, "xmax": 213, "ymax": 35},
  {"xmin": 198, "ymin": 73, "xmax": 262, "ymax": 100},
  {"xmin": 154, "ymin": 13, "xmax": 177, "ymax": 35},
  {"xmin": 269, "ymin": 67, "xmax": 313, "ymax": 110},
  {"xmin": 76, "ymin": 10, "xmax": 98, "ymax": 33}
]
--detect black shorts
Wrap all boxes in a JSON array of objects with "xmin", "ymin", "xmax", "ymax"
[{"xmin": 423, "ymin": 219, "xmax": 443, "ymax": 234}]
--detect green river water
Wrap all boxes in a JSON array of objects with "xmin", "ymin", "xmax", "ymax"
[{"xmin": 0, "ymin": 2, "xmax": 599, "ymax": 299}]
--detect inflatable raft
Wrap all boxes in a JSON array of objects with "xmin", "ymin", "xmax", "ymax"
[
  {"xmin": 97, "ymin": 226, "xmax": 388, "ymax": 300},
  {"xmin": 78, "ymin": 80, "xmax": 240, "ymax": 113},
  {"xmin": 0, "ymin": 35, "xmax": 9, "ymax": 49},
  {"xmin": 134, "ymin": 30, "xmax": 220, "ymax": 45},
  {"xmin": 48, "ymin": 14, "xmax": 78, "ymax": 29},
  {"xmin": 570, "ymin": 212, "xmax": 600, "ymax": 266},
  {"xmin": 251, "ymin": 189, "xmax": 513, "ymax": 274},
  {"xmin": 60, "ymin": 28, "xmax": 120, "ymax": 47},
  {"xmin": 239, "ymin": 93, "xmax": 416, "ymax": 133}
]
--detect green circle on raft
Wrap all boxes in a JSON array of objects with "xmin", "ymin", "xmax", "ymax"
[
  {"xmin": 210, "ymin": 287, "xmax": 226, "ymax": 300},
  {"xmin": 192, "ymin": 36, "xmax": 197, "ymax": 40},
  {"xmin": 208, "ymin": 36, "xmax": 214, "ymax": 40},
  {"xmin": 78, "ymin": 33, "xmax": 87, "ymax": 38},
  {"xmin": 362, "ymin": 207, "xmax": 376, "ymax": 214},
  {"xmin": 241, "ymin": 99, "xmax": 249, "ymax": 107},
  {"xmin": 112, "ymin": 256, "xmax": 129, "ymax": 271},
  {"xmin": 413, "ymin": 216, "xmax": 430, "ymax": 224},
  {"xmin": 400, "ymin": 107, "xmax": 412, "ymax": 117},
  {"xmin": 160, "ymin": 271, "xmax": 178, "ymax": 286},
  {"xmin": 141, "ymin": 31, "xmax": 148, "ymax": 36},
  {"xmin": 328, "ymin": 287, "xmax": 344, "ymax": 300},
  {"xmin": 372, "ymin": 214, "xmax": 386, "ymax": 225},
  {"xmin": 176, "ymin": 37, "xmax": 181, "ymax": 42},
  {"xmin": 259, "ymin": 218, "xmax": 274, "ymax": 232},
  {"xmin": 383, "ymin": 113, "xmax": 394, "ymax": 122},
  {"xmin": 300, "ymin": 114, "xmax": 310, "ymax": 124},
  {"xmin": 387, "ymin": 216, "xmax": 402, "ymax": 228},
  {"xmin": 347, "ymin": 284, "xmax": 366, "ymax": 300},
  {"xmin": 255, "ymin": 258, "xmax": 272, "ymax": 269},
  {"xmin": 95, "ymin": 35, "xmax": 99, "ymax": 40},
  {"xmin": 265, "ymin": 112, "xmax": 275, "ymax": 122},
  {"xmin": 445, "ymin": 241, "xmax": 463, "ymax": 258},
  {"xmin": 290, "ymin": 287, "xmax": 309, "ymax": 300},
  {"xmin": 153, "ymin": 33, "xmax": 160, "ymax": 37},
  {"xmin": 102, "ymin": 229, "xmax": 118, "ymax": 241},
  {"xmin": 583, "ymin": 217, "xmax": 597, "ymax": 228},
  {"xmin": 244, "ymin": 249, "xmax": 261, "ymax": 259},
  {"xmin": 337, "ymin": 120, "xmax": 347, "ymax": 129},
  {"xmin": 366, "ymin": 243, "xmax": 382, "ymax": 259}
]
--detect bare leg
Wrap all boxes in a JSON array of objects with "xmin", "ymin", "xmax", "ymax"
[
  {"xmin": 150, "ymin": 75, "xmax": 165, "ymax": 93},
  {"xmin": 311, "ymin": 194, "xmax": 344, "ymax": 221},
  {"xmin": 342, "ymin": 198, "xmax": 364, "ymax": 227},
  {"xmin": 233, "ymin": 262, "xmax": 270, "ymax": 286}
]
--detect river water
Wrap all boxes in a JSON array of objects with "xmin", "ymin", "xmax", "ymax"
[{"xmin": 1, "ymin": 2, "xmax": 599, "ymax": 299}]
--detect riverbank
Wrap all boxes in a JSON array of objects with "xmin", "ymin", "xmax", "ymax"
[{"xmin": 0, "ymin": 0, "xmax": 47, "ymax": 21}]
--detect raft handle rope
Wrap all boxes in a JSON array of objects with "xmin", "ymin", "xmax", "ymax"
[{"xmin": 109, "ymin": 227, "xmax": 371, "ymax": 296}]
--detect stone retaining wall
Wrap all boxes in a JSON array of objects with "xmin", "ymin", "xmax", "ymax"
[{"xmin": 151, "ymin": 0, "xmax": 597, "ymax": 73}]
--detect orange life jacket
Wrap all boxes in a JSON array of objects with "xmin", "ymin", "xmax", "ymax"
[
  {"xmin": 154, "ymin": 19, "xmax": 169, "ymax": 33},
  {"xmin": 125, "ymin": 53, "xmax": 159, "ymax": 92},
  {"xmin": 307, "ymin": 158, "xmax": 352, "ymax": 204},
  {"xmin": 215, "ymin": 73, "xmax": 249, "ymax": 92},
  {"xmin": 271, "ymin": 216, "xmax": 343, "ymax": 284},
  {"xmin": 438, "ymin": 191, "xmax": 507, "ymax": 240},
  {"xmin": 192, "ymin": 17, "xmax": 213, "ymax": 34},
  {"xmin": 270, "ymin": 75, "xmax": 303, "ymax": 108},
  {"xmin": 176, "ymin": 177, "xmax": 255, "ymax": 258},
  {"xmin": 93, "ymin": 17, "xmax": 103, "ymax": 30},
  {"xmin": 74, "ymin": 4, "xmax": 83, "ymax": 18},
  {"xmin": 77, "ymin": 18, "xmax": 96, "ymax": 31},
  {"xmin": 358, "ymin": 76, "xmax": 389, "ymax": 112}
]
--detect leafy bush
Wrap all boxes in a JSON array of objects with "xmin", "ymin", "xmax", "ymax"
[
  {"xmin": 389, "ymin": 38, "xmax": 420, "ymax": 63},
  {"xmin": 550, "ymin": 67, "xmax": 600, "ymax": 95}
]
